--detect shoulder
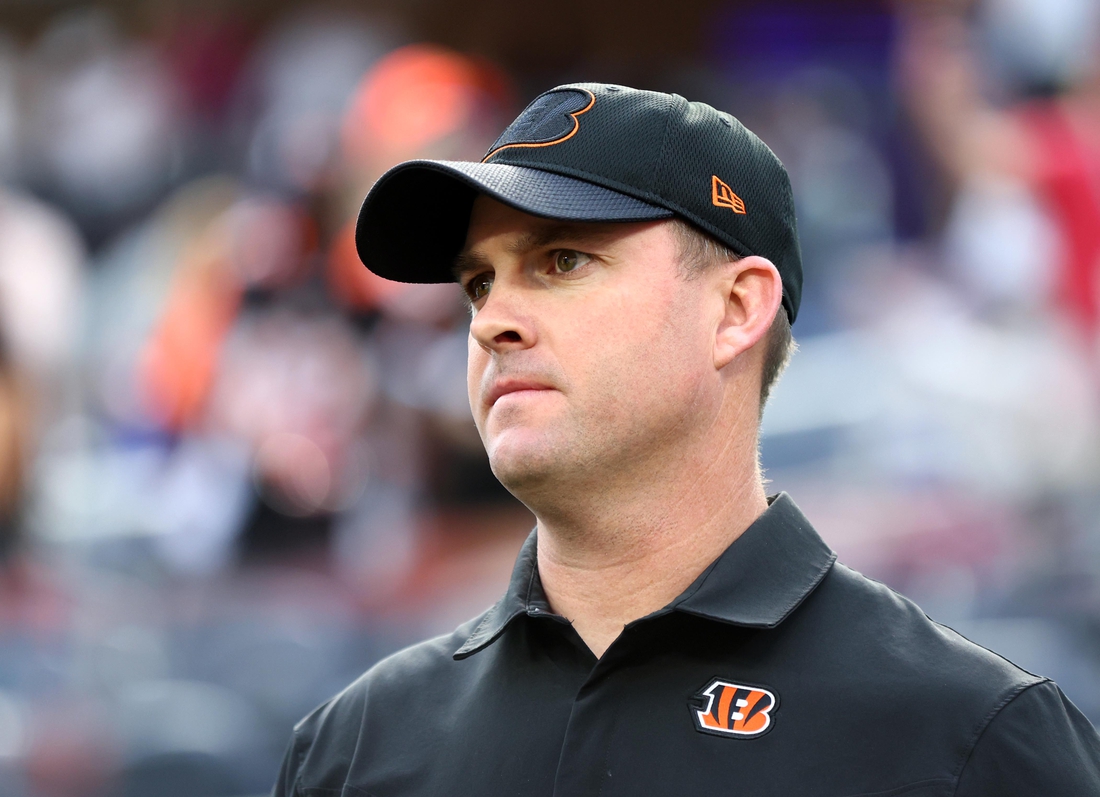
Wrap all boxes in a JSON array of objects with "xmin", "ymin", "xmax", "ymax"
[
  {"xmin": 283, "ymin": 613, "xmax": 485, "ymax": 789},
  {"xmin": 955, "ymin": 678, "xmax": 1100, "ymax": 795},
  {"xmin": 345, "ymin": 620, "xmax": 476, "ymax": 702},
  {"xmin": 774, "ymin": 561, "xmax": 1097, "ymax": 788},
  {"xmin": 789, "ymin": 562, "xmax": 1045, "ymax": 729},
  {"xmin": 307, "ymin": 613, "xmax": 480, "ymax": 725},
  {"xmin": 817, "ymin": 562, "xmax": 1039, "ymax": 683}
]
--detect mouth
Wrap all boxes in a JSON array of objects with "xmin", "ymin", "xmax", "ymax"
[{"xmin": 485, "ymin": 379, "xmax": 557, "ymax": 408}]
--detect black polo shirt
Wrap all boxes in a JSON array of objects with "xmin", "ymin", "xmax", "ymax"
[{"xmin": 273, "ymin": 494, "xmax": 1100, "ymax": 796}]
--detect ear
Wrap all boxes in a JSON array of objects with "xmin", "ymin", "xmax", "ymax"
[{"xmin": 713, "ymin": 255, "xmax": 784, "ymax": 371}]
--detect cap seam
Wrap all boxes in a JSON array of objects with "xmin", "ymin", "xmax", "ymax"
[{"xmin": 649, "ymin": 93, "xmax": 681, "ymax": 199}]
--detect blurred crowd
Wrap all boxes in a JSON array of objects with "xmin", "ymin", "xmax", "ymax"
[{"xmin": 0, "ymin": 1, "xmax": 1097, "ymax": 795}]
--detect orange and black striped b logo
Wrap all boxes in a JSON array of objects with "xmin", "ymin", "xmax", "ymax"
[{"xmin": 691, "ymin": 678, "xmax": 777, "ymax": 739}]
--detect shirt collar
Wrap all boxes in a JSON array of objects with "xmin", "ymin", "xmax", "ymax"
[
  {"xmin": 453, "ymin": 492, "xmax": 836, "ymax": 660},
  {"xmin": 670, "ymin": 492, "xmax": 836, "ymax": 626},
  {"xmin": 454, "ymin": 529, "xmax": 544, "ymax": 659}
]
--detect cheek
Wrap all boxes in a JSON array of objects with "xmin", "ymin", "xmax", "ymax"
[
  {"xmin": 467, "ymin": 335, "xmax": 488, "ymax": 418},
  {"xmin": 563, "ymin": 282, "xmax": 709, "ymax": 399}
]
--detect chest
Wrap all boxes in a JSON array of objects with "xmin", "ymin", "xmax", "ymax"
[{"xmin": 335, "ymin": 624, "xmax": 963, "ymax": 797}]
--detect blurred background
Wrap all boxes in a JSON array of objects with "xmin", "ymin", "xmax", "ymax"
[{"xmin": 0, "ymin": 0, "xmax": 1097, "ymax": 794}]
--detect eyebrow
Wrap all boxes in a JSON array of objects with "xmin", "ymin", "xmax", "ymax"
[
  {"xmin": 451, "ymin": 221, "xmax": 623, "ymax": 281},
  {"xmin": 452, "ymin": 250, "xmax": 492, "ymax": 282}
]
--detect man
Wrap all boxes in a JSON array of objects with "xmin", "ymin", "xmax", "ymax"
[{"xmin": 273, "ymin": 84, "xmax": 1100, "ymax": 796}]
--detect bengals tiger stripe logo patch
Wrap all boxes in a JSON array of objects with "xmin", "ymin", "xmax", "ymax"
[{"xmin": 691, "ymin": 678, "xmax": 777, "ymax": 739}]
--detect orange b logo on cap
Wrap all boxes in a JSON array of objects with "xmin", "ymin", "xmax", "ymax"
[
  {"xmin": 483, "ymin": 88, "xmax": 595, "ymax": 161},
  {"xmin": 691, "ymin": 679, "xmax": 776, "ymax": 738},
  {"xmin": 712, "ymin": 175, "xmax": 746, "ymax": 214}
]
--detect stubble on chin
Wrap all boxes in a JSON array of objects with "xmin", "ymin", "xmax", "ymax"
[
  {"xmin": 485, "ymin": 432, "xmax": 559, "ymax": 495},
  {"xmin": 483, "ymin": 421, "xmax": 590, "ymax": 505}
]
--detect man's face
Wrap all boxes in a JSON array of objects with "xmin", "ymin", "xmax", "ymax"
[{"xmin": 458, "ymin": 196, "xmax": 727, "ymax": 499}]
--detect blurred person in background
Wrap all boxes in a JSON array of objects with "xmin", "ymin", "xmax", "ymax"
[
  {"xmin": 896, "ymin": 0, "xmax": 1100, "ymax": 680},
  {"xmin": 274, "ymin": 83, "xmax": 1100, "ymax": 797},
  {"xmin": 899, "ymin": 0, "xmax": 1100, "ymax": 353}
]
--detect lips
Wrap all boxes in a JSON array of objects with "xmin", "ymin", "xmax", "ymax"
[{"xmin": 484, "ymin": 378, "xmax": 556, "ymax": 407}]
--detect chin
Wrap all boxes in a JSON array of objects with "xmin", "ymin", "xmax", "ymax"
[{"xmin": 485, "ymin": 428, "xmax": 570, "ymax": 495}]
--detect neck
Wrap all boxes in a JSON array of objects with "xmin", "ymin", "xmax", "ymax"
[{"xmin": 532, "ymin": 418, "xmax": 768, "ymax": 659}]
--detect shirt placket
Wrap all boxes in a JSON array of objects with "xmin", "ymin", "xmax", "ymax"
[{"xmin": 548, "ymin": 621, "xmax": 652, "ymax": 797}]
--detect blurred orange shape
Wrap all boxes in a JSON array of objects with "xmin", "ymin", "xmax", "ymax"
[
  {"xmin": 342, "ymin": 43, "xmax": 512, "ymax": 167},
  {"xmin": 139, "ymin": 237, "xmax": 242, "ymax": 432}
]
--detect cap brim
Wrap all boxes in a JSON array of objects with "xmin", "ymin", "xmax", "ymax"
[{"xmin": 355, "ymin": 160, "xmax": 673, "ymax": 284}]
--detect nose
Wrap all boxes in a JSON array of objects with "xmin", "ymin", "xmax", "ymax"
[{"xmin": 468, "ymin": 282, "xmax": 536, "ymax": 353}]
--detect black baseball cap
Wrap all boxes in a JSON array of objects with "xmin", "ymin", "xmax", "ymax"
[{"xmin": 355, "ymin": 82, "xmax": 803, "ymax": 322}]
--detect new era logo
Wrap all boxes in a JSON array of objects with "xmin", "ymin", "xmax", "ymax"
[
  {"xmin": 691, "ymin": 678, "xmax": 776, "ymax": 739},
  {"xmin": 711, "ymin": 175, "xmax": 746, "ymax": 214}
]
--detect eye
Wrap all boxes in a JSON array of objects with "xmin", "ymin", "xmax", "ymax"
[
  {"xmin": 464, "ymin": 271, "xmax": 495, "ymax": 299},
  {"xmin": 553, "ymin": 250, "xmax": 589, "ymax": 273},
  {"xmin": 465, "ymin": 272, "xmax": 493, "ymax": 301}
]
